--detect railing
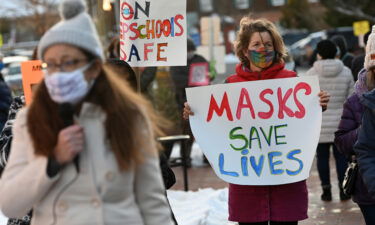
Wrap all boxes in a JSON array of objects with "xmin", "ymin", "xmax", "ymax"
[{"xmin": 158, "ymin": 135, "xmax": 190, "ymax": 191}]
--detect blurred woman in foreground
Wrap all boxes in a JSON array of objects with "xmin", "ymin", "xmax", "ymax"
[{"xmin": 0, "ymin": 0, "xmax": 174, "ymax": 224}]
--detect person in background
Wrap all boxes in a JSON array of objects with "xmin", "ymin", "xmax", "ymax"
[
  {"xmin": 184, "ymin": 17, "xmax": 330, "ymax": 225},
  {"xmin": 170, "ymin": 39, "xmax": 211, "ymax": 165},
  {"xmin": 107, "ymin": 37, "xmax": 157, "ymax": 97},
  {"xmin": 0, "ymin": 96, "xmax": 30, "ymax": 225},
  {"xmin": 335, "ymin": 25, "xmax": 375, "ymax": 225},
  {"xmin": 0, "ymin": 53, "xmax": 12, "ymax": 132},
  {"xmin": 0, "ymin": 0, "xmax": 174, "ymax": 224},
  {"xmin": 351, "ymin": 31, "xmax": 371, "ymax": 81},
  {"xmin": 306, "ymin": 39, "xmax": 354, "ymax": 201},
  {"xmin": 331, "ymin": 35, "xmax": 354, "ymax": 71}
]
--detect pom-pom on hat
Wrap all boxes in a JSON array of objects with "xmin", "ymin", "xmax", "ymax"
[
  {"xmin": 38, "ymin": 0, "xmax": 104, "ymax": 61},
  {"xmin": 316, "ymin": 39, "xmax": 337, "ymax": 60},
  {"xmin": 365, "ymin": 25, "xmax": 375, "ymax": 70}
]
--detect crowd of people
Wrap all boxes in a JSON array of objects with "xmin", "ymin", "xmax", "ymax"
[{"xmin": 0, "ymin": 0, "xmax": 375, "ymax": 225}]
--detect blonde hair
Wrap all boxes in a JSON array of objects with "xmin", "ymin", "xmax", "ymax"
[{"xmin": 234, "ymin": 17, "xmax": 286, "ymax": 68}]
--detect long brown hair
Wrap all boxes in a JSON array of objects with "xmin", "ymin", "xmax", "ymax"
[
  {"xmin": 27, "ymin": 64, "xmax": 164, "ymax": 170},
  {"xmin": 235, "ymin": 17, "xmax": 286, "ymax": 68}
]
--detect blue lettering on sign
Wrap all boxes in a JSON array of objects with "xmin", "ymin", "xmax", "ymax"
[
  {"xmin": 250, "ymin": 155, "xmax": 264, "ymax": 177},
  {"xmin": 219, "ymin": 153, "xmax": 239, "ymax": 177},
  {"xmin": 128, "ymin": 44, "xmax": 141, "ymax": 61},
  {"xmin": 241, "ymin": 149, "xmax": 249, "ymax": 176},
  {"xmin": 286, "ymin": 149, "xmax": 304, "ymax": 175},
  {"xmin": 170, "ymin": 17, "xmax": 175, "ymax": 37},
  {"xmin": 268, "ymin": 151, "xmax": 284, "ymax": 175}
]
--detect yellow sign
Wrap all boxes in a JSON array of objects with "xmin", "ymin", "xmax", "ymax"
[
  {"xmin": 353, "ymin": 20, "xmax": 370, "ymax": 36},
  {"xmin": 0, "ymin": 34, "xmax": 3, "ymax": 47},
  {"xmin": 21, "ymin": 60, "xmax": 43, "ymax": 105}
]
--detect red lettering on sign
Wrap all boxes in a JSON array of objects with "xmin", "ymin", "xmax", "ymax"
[
  {"xmin": 258, "ymin": 88, "xmax": 274, "ymax": 119},
  {"xmin": 207, "ymin": 92, "xmax": 234, "ymax": 122}
]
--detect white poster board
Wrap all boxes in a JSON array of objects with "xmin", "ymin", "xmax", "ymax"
[
  {"xmin": 119, "ymin": 0, "xmax": 187, "ymax": 67},
  {"xmin": 186, "ymin": 76, "xmax": 322, "ymax": 185}
]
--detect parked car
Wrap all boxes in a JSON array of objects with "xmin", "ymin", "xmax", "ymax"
[
  {"xmin": 284, "ymin": 48, "xmax": 296, "ymax": 72},
  {"xmin": 290, "ymin": 27, "xmax": 360, "ymax": 68},
  {"xmin": 290, "ymin": 31, "xmax": 326, "ymax": 67},
  {"xmin": 3, "ymin": 62, "xmax": 23, "ymax": 91},
  {"xmin": 3, "ymin": 56, "xmax": 29, "ymax": 68},
  {"xmin": 282, "ymin": 31, "xmax": 309, "ymax": 47}
]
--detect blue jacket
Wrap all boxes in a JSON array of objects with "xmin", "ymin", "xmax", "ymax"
[{"xmin": 354, "ymin": 89, "xmax": 375, "ymax": 199}]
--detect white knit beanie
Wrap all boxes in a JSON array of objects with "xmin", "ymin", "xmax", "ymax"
[
  {"xmin": 38, "ymin": 0, "xmax": 104, "ymax": 61},
  {"xmin": 365, "ymin": 25, "xmax": 375, "ymax": 70}
]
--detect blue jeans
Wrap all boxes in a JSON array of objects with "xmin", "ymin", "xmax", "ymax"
[
  {"xmin": 316, "ymin": 143, "xmax": 348, "ymax": 187},
  {"xmin": 359, "ymin": 204, "xmax": 375, "ymax": 225}
]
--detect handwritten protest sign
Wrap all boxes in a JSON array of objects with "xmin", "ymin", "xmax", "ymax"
[
  {"xmin": 21, "ymin": 60, "xmax": 43, "ymax": 105},
  {"xmin": 186, "ymin": 76, "xmax": 322, "ymax": 185},
  {"xmin": 188, "ymin": 62, "xmax": 209, "ymax": 86},
  {"xmin": 119, "ymin": 0, "xmax": 187, "ymax": 67}
]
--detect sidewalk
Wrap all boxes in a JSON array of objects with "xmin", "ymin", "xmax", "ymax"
[{"xmin": 169, "ymin": 148, "xmax": 365, "ymax": 225}]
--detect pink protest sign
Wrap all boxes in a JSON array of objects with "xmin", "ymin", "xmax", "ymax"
[
  {"xmin": 188, "ymin": 62, "xmax": 209, "ymax": 86},
  {"xmin": 119, "ymin": 0, "xmax": 187, "ymax": 67}
]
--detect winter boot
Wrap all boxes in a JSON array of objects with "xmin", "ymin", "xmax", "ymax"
[{"xmin": 321, "ymin": 185, "xmax": 332, "ymax": 201}]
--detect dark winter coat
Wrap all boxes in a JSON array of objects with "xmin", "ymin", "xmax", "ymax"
[
  {"xmin": 0, "ymin": 96, "xmax": 25, "ymax": 175},
  {"xmin": 354, "ymin": 89, "xmax": 375, "ymax": 200},
  {"xmin": 0, "ymin": 96, "xmax": 31, "ymax": 225},
  {"xmin": 335, "ymin": 68, "xmax": 375, "ymax": 205},
  {"xmin": 341, "ymin": 52, "xmax": 354, "ymax": 71},
  {"xmin": 170, "ymin": 54, "xmax": 208, "ymax": 90},
  {"xmin": 170, "ymin": 54, "xmax": 208, "ymax": 112},
  {"xmin": 334, "ymin": 94, "xmax": 375, "ymax": 204},
  {"xmin": 227, "ymin": 63, "xmax": 308, "ymax": 223},
  {"xmin": 351, "ymin": 54, "xmax": 365, "ymax": 82}
]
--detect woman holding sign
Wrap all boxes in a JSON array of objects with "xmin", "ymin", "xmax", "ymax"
[
  {"xmin": 0, "ymin": 0, "xmax": 174, "ymax": 225},
  {"xmin": 184, "ymin": 17, "xmax": 330, "ymax": 225}
]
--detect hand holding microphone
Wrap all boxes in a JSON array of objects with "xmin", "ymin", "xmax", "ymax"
[
  {"xmin": 54, "ymin": 125, "xmax": 84, "ymax": 165},
  {"xmin": 54, "ymin": 103, "xmax": 83, "ymax": 172}
]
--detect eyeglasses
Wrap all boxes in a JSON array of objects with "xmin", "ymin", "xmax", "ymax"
[{"xmin": 42, "ymin": 58, "xmax": 88, "ymax": 73}]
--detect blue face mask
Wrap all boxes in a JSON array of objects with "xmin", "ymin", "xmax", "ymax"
[{"xmin": 0, "ymin": 63, "xmax": 4, "ymax": 71}]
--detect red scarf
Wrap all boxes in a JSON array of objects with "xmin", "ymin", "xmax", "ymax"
[{"xmin": 226, "ymin": 63, "xmax": 296, "ymax": 83}]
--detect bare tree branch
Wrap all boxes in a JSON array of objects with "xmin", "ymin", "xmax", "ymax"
[
  {"xmin": 334, "ymin": 5, "xmax": 375, "ymax": 23},
  {"xmin": 321, "ymin": 0, "xmax": 375, "ymax": 23}
]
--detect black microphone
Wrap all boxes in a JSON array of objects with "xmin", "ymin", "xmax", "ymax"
[{"xmin": 58, "ymin": 103, "xmax": 80, "ymax": 173}]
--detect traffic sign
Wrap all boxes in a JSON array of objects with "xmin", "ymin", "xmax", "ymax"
[{"xmin": 353, "ymin": 20, "xmax": 370, "ymax": 36}]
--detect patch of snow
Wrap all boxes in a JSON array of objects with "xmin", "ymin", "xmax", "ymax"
[
  {"xmin": 0, "ymin": 211, "xmax": 7, "ymax": 225},
  {"xmin": 167, "ymin": 188, "xmax": 235, "ymax": 225}
]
